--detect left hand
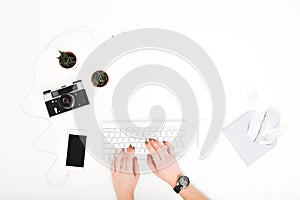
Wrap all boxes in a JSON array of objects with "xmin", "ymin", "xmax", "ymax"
[{"xmin": 111, "ymin": 146, "xmax": 140, "ymax": 200}]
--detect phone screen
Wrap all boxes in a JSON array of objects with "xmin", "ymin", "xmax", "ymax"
[{"xmin": 66, "ymin": 134, "xmax": 87, "ymax": 167}]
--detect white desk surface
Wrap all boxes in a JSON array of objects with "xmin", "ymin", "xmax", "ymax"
[{"xmin": 1, "ymin": 0, "xmax": 300, "ymax": 199}]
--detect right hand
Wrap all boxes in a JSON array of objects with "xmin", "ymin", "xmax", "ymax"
[{"xmin": 146, "ymin": 139, "xmax": 183, "ymax": 187}]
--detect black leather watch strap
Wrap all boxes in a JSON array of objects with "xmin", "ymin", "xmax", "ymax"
[{"xmin": 173, "ymin": 185, "xmax": 182, "ymax": 193}]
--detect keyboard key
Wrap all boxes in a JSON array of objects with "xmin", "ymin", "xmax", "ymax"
[
  {"xmin": 139, "ymin": 148, "xmax": 145, "ymax": 153},
  {"xmin": 117, "ymin": 138, "xmax": 123, "ymax": 143},
  {"xmin": 166, "ymin": 132, "xmax": 172, "ymax": 136},
  {"xmin": 114, "ymin": 138, "xmax": 120, "ymax": 143},
  {"xmin": 120, "ymin": 132, "xmax": 126, "ymax": 137},
  {"xmin": 114, "ymin": 132, "xmax": 120, "ymax": 137},
  {"xmin": 141, "ymin": 143, "xmax": 146, "ymax": 148},
  {"xmin": 119, "ymin": 143, "xmax": 125, "ymax": 148},
  {"xmin": 105, "ymin": 143, "xmax": 114, "ymax": 148},
  {"xmin": 129, "ymin": 138, "xmax": 135, "ymax": 142},
  {"xmin": 171, "ymin": 131, "xmax": 177, "ymax": 136},
  {"xmin": 134, "ymin": 138, "xmax": 140, "ymax": 143},
  {"xmin": 111, "ymin": 149, "xmax": 117, "ymax": 154}
]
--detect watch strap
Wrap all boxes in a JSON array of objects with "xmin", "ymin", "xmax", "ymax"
[{"xmin": 173, "ymin": 185, "xmax": 182, "ymax": 193}]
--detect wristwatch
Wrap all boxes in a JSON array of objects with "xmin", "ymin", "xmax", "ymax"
[{"xmin": 173, "ymin": 175, "xmax": 190, "ymax": 193}]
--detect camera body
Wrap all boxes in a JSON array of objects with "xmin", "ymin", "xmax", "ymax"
[{"xmin": 43, "ymin": 80, "xmax": 90, "ymax": 117}]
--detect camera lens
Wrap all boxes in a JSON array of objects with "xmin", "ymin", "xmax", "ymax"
[{"xmin": 58, "ymin": 94, "xmax": 75, "ymax": 109}]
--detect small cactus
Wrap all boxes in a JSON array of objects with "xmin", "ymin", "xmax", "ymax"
[
  {"xmin": 57, "ymin": 50, "xmax": 76, "ymax": 68},
  {"xmin": 91, "ymin": 70, "xmax": 109, "ymax": 87}
]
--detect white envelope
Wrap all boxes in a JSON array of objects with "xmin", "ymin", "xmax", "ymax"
[{"xmin": 223, "ymin": 111, "xmax": 276, "ymax": 166}]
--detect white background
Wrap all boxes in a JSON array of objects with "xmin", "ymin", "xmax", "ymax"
[{"xmin": 1, "ymin": 0, "xmax": 300, "ymax": 199}]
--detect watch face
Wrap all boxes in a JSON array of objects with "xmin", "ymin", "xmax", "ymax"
[{"xmin": 178, "ymin": 176, "xmax": 190, "ymax": 187}]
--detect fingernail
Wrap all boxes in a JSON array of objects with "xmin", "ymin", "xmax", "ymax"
[
  {"xmin": 153, "ymin": 138, "xmax": 156, "ymax": 141},
  {"xmin": 163, "ymin": 140, "xmax": 166, "ymax": 143},
  {"xmin": 149, "ymin": 138, "xmax": 153, "ymax": 141},
  {"xmin": 133, "ymin": 146, "xmax": 135, "ymax": 149},
  {"xmin": 129, "ymin": 144, "xmax": 132, "ymax": 148},
  {"xmin": 145, "ymin": 141, "xmax": 149, "ymax": 144}
]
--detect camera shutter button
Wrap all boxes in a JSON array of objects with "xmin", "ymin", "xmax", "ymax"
[{"xmin": 43, "ymin": 90, "xmax": 51, "ymax": 94}]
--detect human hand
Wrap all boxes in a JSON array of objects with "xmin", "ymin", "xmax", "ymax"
[
  {"xmin": 146, "ymin": 139, "xmax": 183, "ymax": 187},
  {"xmin": 111, "ymin": 146, "xmax": 140, "ymax": 200}
]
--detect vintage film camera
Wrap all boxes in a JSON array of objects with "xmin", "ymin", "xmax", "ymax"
[{"xmin": 43, "ymin": 80, "xmax": 89, "ymax": 117}]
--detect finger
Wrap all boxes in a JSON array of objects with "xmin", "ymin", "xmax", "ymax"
[
  {"xmin": 115, "ymin": 149, "xmax": 125, "ymax": 170},
  {"xmin": 163, "ymin": 141, "xmax": 174, "ymax": 155},
  {"xmin": 111, "ymin": 161, "xmax": 116, "ymax": 174},
  {"xmin": 133, "ymin": 157, "xmax": 140, "ymax": 177},
  {"xmin": 121, "ymin": 152, "xmax": 129, "ymax": 171},
  {"xmin": 153, "ymin": 140, "xmax": 168, "ymax": 158},
  {"xmin": 150, "ymin": 150, "xmax": 161, "ymax": 162},
  {"xmin": 126, "ymin": 147, "xmax": 135, "ymax": 172},
  {"xmin": 128, "ymin": 144, "xmax": 133, "ymax": 152},
  {"xmin": 150, "ymin": 139, "xmax": 164, "ymax": 151},
  {"xmin": 147, "ymin": 154, "xmax": 157, "ymax": 175},
  {"xmin": 159, "ymin": 146, "xmax": 170, "ymax": 159},
  {"xmin": 145, "ymin": 140, "xmax": 156, "ymax": 153}
]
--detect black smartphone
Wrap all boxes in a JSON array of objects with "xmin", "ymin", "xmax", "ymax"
[{"xmin": 66, "ymin": 132, "xmax": 87, "ymax": 171}]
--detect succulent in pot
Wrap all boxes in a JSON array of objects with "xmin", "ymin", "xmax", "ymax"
[
  {"xmin": 57, "ymin": 50, "xmax": 77, "ymax": 69},
  {"xmin": 91, "ymin": 70, "xmax": 109, "ymax": 87}
]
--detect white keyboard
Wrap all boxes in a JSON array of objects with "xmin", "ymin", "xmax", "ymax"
[{"xmin": 101, "ymin": 121, "xmax": 187, "ymax": 161}]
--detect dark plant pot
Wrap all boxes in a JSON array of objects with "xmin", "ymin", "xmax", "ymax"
[
  {"xmin": 57, "ymin": 51, "xmax": 77, "ymax": 69},
  {"xmin": 91, "ymin": 70, "xmax": 109, "ymax": 87}
]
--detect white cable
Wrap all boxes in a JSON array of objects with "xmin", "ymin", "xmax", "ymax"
[{"xmin": 21, "ymin": 26, "xmax": 97, "ymax": 186}]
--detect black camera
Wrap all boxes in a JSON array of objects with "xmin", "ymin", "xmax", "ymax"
[{"xmin": 43, "ymin": 80, "xmax": 90, "ymax": 117}]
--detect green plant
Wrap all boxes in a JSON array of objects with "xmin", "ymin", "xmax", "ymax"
[
  {"xmin": 91, "ymin": 70, "xmax": 109, "ymax": 87},
  {"xmin": 57, "ymin": 50, "xmax": 76, "ymax": 67},
  {"xmin": 95, "ymin": 71, "xmax": 108, "ymax": 85}
]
